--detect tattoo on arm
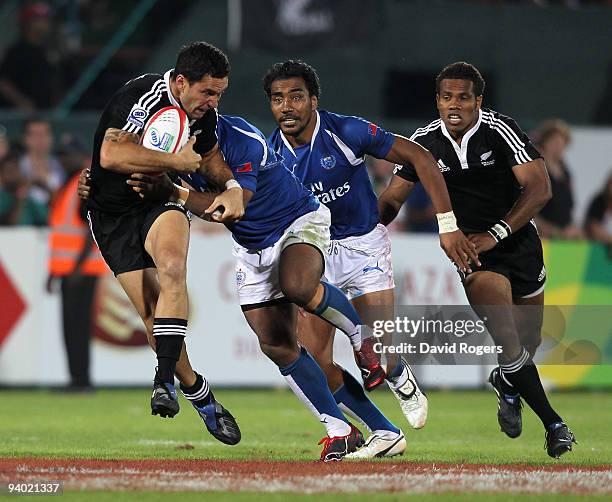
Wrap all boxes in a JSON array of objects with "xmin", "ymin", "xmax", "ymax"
[{"xmin": 103, "ymin": 128, "xmax": 139, "ymax": 144}]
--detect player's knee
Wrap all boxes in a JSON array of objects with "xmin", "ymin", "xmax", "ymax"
[
  {"xmin": 156, "ymin": 253, "xmax": 187, "ymax": 285},
  {"xmin": 258, "ymin": 340, "xmax": 297, "ymax": 366},
  {"xmin": 280, "ymin": 276, "xmax": 318, "ymax": 307}
]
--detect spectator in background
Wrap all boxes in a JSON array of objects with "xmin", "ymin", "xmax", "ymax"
[
  {"xmin": 19, "ymin": 117, "xmax": 65, "ymax": 207},
  {"xmin": 47, "ymin": 134, "xmax": 106, "ymax": 392},
  {"xmin": 0, "ymin": 2, "xmax": 61, "ymax": 111},
  {"xmin": 0, "ymin": 125, "xmax": 10, "ymax": 163},
  {"xmin": 534, "ymin": 119, "xmax": 582, "ymax": 239},
  {"xmin": 584, "ymin": 171, "xmax": 612, "ymax": 248},
  {"xmin": 0, "ymin": 153, "xmax": 48, "ymax": 225}
]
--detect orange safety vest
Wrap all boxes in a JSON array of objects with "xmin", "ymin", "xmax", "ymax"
[{"xmin": 48, "ymin": 173, "xmax": 107, "ymax": 276}]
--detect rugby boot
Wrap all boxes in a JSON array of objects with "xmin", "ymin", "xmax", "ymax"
[
  {"xmin": 191, "ymin": 394, "xmax": 241, "ymax": 445},
  {"xmin": 387, "ymin": 358, "xmax": 428, "ymax": 429},
  {"xmin": 355, "ymin": 337, "xmax": 386, "ymax": 391},
  {"xmin": 345, "ymin": 430, "xmax": 406, "ymax": 459},
  {"xmin": 318, "ymin": 424, "xmax": 364, "ymax": 462},
  {"xmin": 489, "ymin": 367, "xmax": 522, "ymax": 438},
  {"xmin": 151, "ymin": 382, "xmax": 180, "ymax": 418},
  {"xmin": 545, "ymin": 422, "xmax": 576, "ymax": 459}
]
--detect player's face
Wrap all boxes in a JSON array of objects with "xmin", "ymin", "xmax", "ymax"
[
  {"xmin": 436, "ymin": 79, "xmax": 482, "ymax": 138},
  {"xmin": 177, "ymin": 74, "xmax": 228, "ymax": 120},
  {"xmin": 269, "ymin": 77, "xmax": 318, "ymax": 142}
]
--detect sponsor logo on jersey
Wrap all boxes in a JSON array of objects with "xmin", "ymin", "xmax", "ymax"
[
  {"xmin": 480, "ymin": 150, "xmax": 495, "ymax": 166},
  {"xmin": 236, "ymin": 269, "xmax": 247, "ymax": 287},
  {"xmin": 309, "ymin": 181, "xmax": 351, "ymax": 204},
  {"xmin": 236, "ymin": 162, "xmax": 253, "ymax": 173},
  {"xmin": 320, "ymin": 155, "xmax": 336, "ymax": 170},
  {"xmin": 149, "ymin": 128, "xmax": 174, "ymax": 152},
  {"xmin": 437, "ymin": 159, "xmax": 450, "ymax": 172},
  {"xmin": 368, "ymin": 123, "xmax": 378, "ymax": 136},
  {"xmin": 127, "ymin": 107, "xmax": 148, "ymax": 128}
]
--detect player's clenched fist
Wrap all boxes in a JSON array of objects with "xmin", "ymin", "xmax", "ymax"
[
  {"xmin": 206, "ymin": 186, "xmax": 245, "ymax": 223},
  {"xmin": 173, "ymin": 137, "xmax": 201, "ymax": 173}
]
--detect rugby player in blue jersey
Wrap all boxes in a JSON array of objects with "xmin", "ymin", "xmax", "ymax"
[
  {"xmin": 263, "ymin": 60, "xmax": 477, "ymax": 458},
  {"xmin": 126, "ymin": 113, "xmax": 406, "ymax": 461}
]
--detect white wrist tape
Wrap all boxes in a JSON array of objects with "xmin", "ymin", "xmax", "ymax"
[
  {"xmin": 170, "ymin": 184, "xmax": 190, "ymax": 206},
  {"xmin": 225, "ymin": 179, "xmax": 242, "ymax": 190},
  {"xmin": 436, "ymin": 211, "xmax": 459, "ymax": 234}
]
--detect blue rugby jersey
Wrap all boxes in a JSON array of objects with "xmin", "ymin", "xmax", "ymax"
[
  {"xmin": 268, "ymin": 110, "xmax": 395, "ymax": 240},
  {"xmin": 181, "ymin": 114, "xmax": 318, "ymax": 249}
]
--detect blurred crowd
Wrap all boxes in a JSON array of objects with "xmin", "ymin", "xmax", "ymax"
[{"xmin": 0, "ymin": 119, "xmax": 90, "ymax": 226}]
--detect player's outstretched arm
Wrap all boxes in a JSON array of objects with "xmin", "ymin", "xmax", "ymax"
[{"xmin": 100, "ymin": 129, "xmax": 201, "ymax": 175}]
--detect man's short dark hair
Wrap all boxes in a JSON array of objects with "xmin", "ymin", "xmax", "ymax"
[
  {"xmin": 436, "ymin": 62, "xmax": 485, "ymax": 97},
  {"xmin": 175, "ymin": 42, "xmax": 230, "ymax": 82},
  {"xmin": 263, "ymin": 60, "xmax": 321, "ymax": 99}
]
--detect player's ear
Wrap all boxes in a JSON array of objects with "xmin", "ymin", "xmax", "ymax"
[
  {"xmin": 476, "ymin": 95, "xmax": 483, "ymax": 109},
  {"xmin": 311, "ymin": 95, "xmax": 318, "ymax": 111}
]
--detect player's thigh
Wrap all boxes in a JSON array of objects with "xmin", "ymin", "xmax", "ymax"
[
  {"xmin": 297, "ymin": 310, "xmax": 335, "ymax": 364},
  {"xmin": 278, "ymin": 243, "xmax": 324, "ymax": 299},
  {"xmin": 144, "ymin": 209, "xmax": 190, "ymax": 271},
  {"xmin": 464, "ymin": 270, "xmax": 522, "ymax": 358},
  {"xmin": 116, "ymin": 267, "xmax": 160, "ymax": 339}
]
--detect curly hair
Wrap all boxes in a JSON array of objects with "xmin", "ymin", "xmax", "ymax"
[
  {"xmin": 436, "ymin": 62, "xmax": 485, "ymax": 97},
  {"xmin": 263, "ymin": 60, "xmax": 321, "ymax": 99}
]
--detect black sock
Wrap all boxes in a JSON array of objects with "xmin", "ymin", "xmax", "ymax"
[
  {"xmin": 496, "ymin": 367, "xmax": 519, "ymax": 396},
  {"xmin": 180, "ymin": 372, "xmax": 212, "ymax": 407},
  {"xmin": 153, "ymin": 318, "xmax": 187, "ymax": 384},
  {"xmin": 501, "ymin": 348, "xmax": 563, "ymax": 429}
]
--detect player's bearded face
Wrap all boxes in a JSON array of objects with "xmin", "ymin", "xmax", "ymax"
[
  {"xmin": 436, "ymin": 79, "xmax": 482, "ymax": 139},
  {"xmin": 269, "ymin": 77, "xmax": 317, "ymax": 139},
  {"xmin": 178, "ymin": 75, "xmax": 228, "ymax": 120}
]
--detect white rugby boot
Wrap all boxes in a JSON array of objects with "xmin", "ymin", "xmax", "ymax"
[
  {"xmin": 345, "ymin": 430, "xmax": 406, "ymax": 459},
  {"xmin": 387, "ymin": 359, "xmax": 428, "ymax": 429}
]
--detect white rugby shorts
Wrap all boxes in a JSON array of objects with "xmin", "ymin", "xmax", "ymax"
[
  {"xmin": 233, "ymin": 204, "xmax": 331, "ymax": 305},
  {"xmin": 323, "ymin": 223, "xmax": 395, "ymax": 300}
]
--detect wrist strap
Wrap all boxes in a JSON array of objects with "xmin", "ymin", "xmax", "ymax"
[
  {"xmin": 488, "ymin": 219, "xmax": 512, "ymax": 242},
  {"xmin": 225, "ymin": 179, "xmax": 242, "ymax": 190},
  {"xmin": 436, "ymin": 211, "xmax": 459, "ymax": 234}
]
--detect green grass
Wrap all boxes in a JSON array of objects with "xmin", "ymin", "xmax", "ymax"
[{"xmin": 1, "ymin": 388, "xmax": 610, "ymax": 466}]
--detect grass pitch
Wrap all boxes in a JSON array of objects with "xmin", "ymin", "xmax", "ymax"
[{"xmin": 0, "ymin": 387, "xmax": 610, "ymax": 466}]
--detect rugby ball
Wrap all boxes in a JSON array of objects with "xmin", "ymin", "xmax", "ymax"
[{"xmin": 140, "ymin": 106, "xmax": 190, "ymax": 154}]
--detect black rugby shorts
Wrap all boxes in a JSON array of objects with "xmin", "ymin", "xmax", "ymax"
[{"xmin": 87, "ymin": 202, "xmax": 189, "ymax": 276}]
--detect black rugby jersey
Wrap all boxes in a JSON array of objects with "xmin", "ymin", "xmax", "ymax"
[
  {"xmin": 87, "ymin": 70, "xmax": 217, "ymax": 214},
  {"xmin": 394, "ymin": 108, "xmax": 542, "ymax": 233}
]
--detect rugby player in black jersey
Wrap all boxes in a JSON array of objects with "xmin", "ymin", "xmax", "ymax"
[
  {"xmin": 379, "ymin": 62, "xmax": 575, "ymax": 458},
  {"xmin": 85, "ymin": 42, "xmax": 243, "ymax": 445}
]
